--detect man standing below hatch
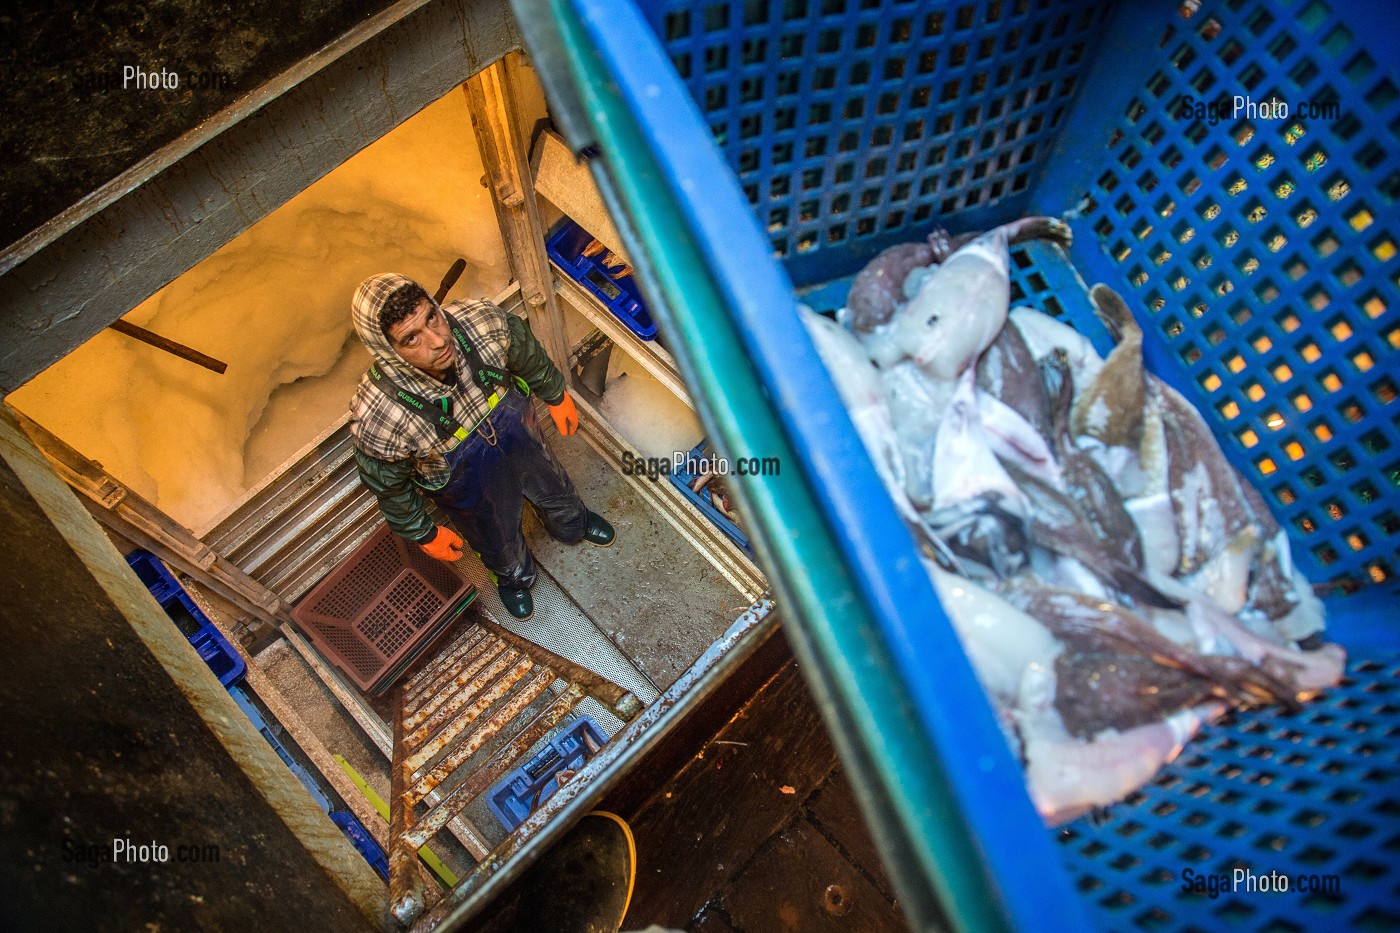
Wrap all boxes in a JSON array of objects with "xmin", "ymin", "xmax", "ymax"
[{"xmin": 348, "ymin": 273, "xmax": 615, "ymax": 622}]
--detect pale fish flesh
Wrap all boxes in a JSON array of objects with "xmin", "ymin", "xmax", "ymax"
[
  {"xmin": 1147, "ymin": 572, "xmax": 1345, "ymax": 694},
  {"xmin": 1022, "ymin": 699, "xmax": 1224, "ymax": 826},
  {"xmin": 846, "ymin": 218, "xmax": 1070, "ymax": 336},
  {"xmin": 927, "ymin": 366, "xmax": 1029, "ymax": 578},
  {"xmin": 864, "ymin": 227, "xmax": 1013, "ymax": 379},
  {"xmin": 814, "ymin": 222, "xmax": 1346, "ymax": 827},
  {"xmin": 802, "ymin": 307, "xmax": 948, "ymax": 552},
  {"xmin": 879, "ymin": 360, "xmax": 955, "ymax": 511},
  {"xmin": 1008, "ymin": 306, "xmax": 1104, "ymax": 395},
  {"xmin": 977, "ymin": 315, "xmax": 1055, "ymax": 442}
]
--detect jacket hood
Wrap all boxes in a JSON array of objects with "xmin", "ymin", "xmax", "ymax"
[{"xmin": 351, "ymin": 272, "xmax": 455, "ymax": 396}]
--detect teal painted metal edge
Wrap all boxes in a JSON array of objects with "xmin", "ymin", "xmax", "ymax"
[{"xmin": 514, "ymin": 1, "xmax": 1095, "ymax": 930}]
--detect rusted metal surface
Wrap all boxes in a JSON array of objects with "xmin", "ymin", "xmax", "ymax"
[
  {"xmin": 405, "ymin": 626, "xmax": 487, "ymax": 701},
  {"xmin": 386, "ymin": 624, "xmax": 610, "ymax": 926},
  {"xmin": 404, "ymin": 653, "xmax": 529, "ymax": 772},
  {"xmin": 406, "ymin": 684, "xmax": 586, "ymax": 849},
  {"xmin": 405, "ymin": 625, "xmax": 480, "ymax": 694},
  {"xmin": 404, "ymin": 640, "xmax": 510, "ymax": 736},
  {"xmin": 415, "ymin": 598, "xmax": 777, "ymax": 933},
  {"xmin": 475, "ymin": 614, "xmax": 635, "ymax": 713},
  {"xmin": 406, "ymin": 635, "xmax": 503, "ymax": 731},
  {"xmin": 389, "ymin": 684, "xmax": 427, "ymax": 925},
  {"xmin": 280, "ymin": 623, "xmax": 495, "ymax": 860},
  {"xmin": 409, "ymin": 667, "xmax": 555, "ymax": 806}
]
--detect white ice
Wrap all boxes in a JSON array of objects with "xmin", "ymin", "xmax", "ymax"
[
  {"xmin": 595, "ymin": 353, "xmax": 703, "ymax": 463},
  {"xmin": 12, "ymin": 90, "xmax": 514, "ymax": 532}
]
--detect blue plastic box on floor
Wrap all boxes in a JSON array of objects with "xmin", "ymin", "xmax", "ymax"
[
  {"xmin": 125, "ymin": 549, "xmax": 246, "ymax": 687},
  {"xmin": 487, "ymin": 716, "xmax": 608, "ymax": 832}
]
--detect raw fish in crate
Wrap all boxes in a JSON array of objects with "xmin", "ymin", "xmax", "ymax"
[{"xmin": 803, "ymin": 218, "xmax": 1345, "ymax": 825}]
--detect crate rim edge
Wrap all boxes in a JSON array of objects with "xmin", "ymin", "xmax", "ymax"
[{"xmin": 513, "ymin": 0, "xmax": 1096, "ymax": 930}]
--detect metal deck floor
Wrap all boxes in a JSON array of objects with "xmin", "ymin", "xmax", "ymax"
[{"xmin": 525, "ymin": 411, "xmax": 758, "ymax": 691}]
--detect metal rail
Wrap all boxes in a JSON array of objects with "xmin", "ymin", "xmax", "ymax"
[{"xmin": 554, "ymin": 270, "xmax": 692, "ymax": 406}]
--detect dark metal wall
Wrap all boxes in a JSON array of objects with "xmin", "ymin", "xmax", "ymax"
[
  {"xmin": 0, "ymin": 0, "xmax": 407, "ymax": 253},
  {"xmin": 0, "ymin": 407, "xmax": 378, "ymax": 931},
  {"xmin": 0, "ymin": 0, "xmax": 519, "ymax": 393}
]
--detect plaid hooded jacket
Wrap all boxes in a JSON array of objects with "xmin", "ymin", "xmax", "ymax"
[{"xmin": 348, "ymin": 273, "xmax": 566, "ymax": 542}]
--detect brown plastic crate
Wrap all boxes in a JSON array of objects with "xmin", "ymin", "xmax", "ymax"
[{"xmin": 292, "ymin": 525, "xmax": 475, "ymax": 694}]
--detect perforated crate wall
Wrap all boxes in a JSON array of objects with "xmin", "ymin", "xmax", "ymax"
[
  {"xmin": 291, "ymin": 525, "xmax": 474, "ymax": 693},
  {"xmin": 1035, "ymin": 0, "xmax": 1400, "ymax": 593},
  {"xmin": 641, "ymin": 0, "xmax": 1112, "ymax": 286},
  {"xmin": 975, "ymin": 236, "xmax": 1400, "ymax": 933},
  {"xmin": 1058, "ymin": 657, "xmax": 1400, "ymax": 932},
  {"xmin": 609, "ymin": 1, "xmax": 1400, "ymax": 929}
]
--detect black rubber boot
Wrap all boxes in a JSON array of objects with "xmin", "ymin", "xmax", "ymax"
[
  {"xmin": 581, "ymin": 511, "xmax": 616, "ymax": 548},
  {"xmin": 497, "ymin": 585, "xmax": 534, "ymax": 622},
  {"xmin": 515, "ymin": 811, "xmax": 636, "ymax": 933}
]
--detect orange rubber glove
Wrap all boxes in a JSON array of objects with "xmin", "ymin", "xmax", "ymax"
[
  {"xmin": 548, "ymin": 392, "xmax": 579, "ymax": 436},
  {"xmin": 420, "ymin": 526, "xmax": 464, "ymax": 562}
]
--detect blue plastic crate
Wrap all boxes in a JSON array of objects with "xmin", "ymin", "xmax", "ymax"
[
  {"xmin": 591, "ymin": 1, "xmax": 1400, "ymax": 929},
  {"xmin": 1031, "ymin": 0, "xmax": 1400, "ymax": 596},
  {"xmin": 486, "ymin": 716, "xmax": 606, "ymax": 832},
  {"xmin": 126, "ymin": 550, "xmax": 246, "ymax": 688},
  {"xmin": 642, "ymin": 0, "xmax": 1111, "ymax": 287},
  {"xmin": 228, "ymin": 685, "xmax": 333, "ymax": 812},
  {"xmin": 668, "ymin": 437, "xmax": 754, "ymax": 554},
  {"xmin": 330, "ymin": 811, "xmax": 389, "ymax": 882},
  {"xmin": 229, "ymin": 687, "xmax": 391, "ymax": 882},
  {"xmin": 546, "ymin": 219, "xmax": 658, "ymax": 339},
  {"xmin": 929, "ymin": 239, "xmax": 1400, "ymax": 932}
]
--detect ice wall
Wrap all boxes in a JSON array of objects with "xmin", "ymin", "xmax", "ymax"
[
  {"xmin": 12, "ymin": 90, "xmax": 511, "ymax": 532},
  {"xmin": 596, "ymin": 353, "xmax": 704, "ymax": 463}
]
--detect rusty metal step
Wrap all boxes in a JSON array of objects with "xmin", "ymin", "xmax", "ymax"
[{"xmin": 386, "ymin": 622, "xmax": 635, "ymax": 925}]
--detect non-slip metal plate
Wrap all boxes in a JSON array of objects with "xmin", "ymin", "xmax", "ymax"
[{"xmin": 444, "ymin": 550, "xmax": 661, "ymax": 707}]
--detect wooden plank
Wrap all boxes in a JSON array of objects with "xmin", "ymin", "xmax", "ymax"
[
  {"xmin": 464, "ymin": 53, "xmax": 571, "ymax": 383},
  {"xmin": 0, "ymin": 402, "xmax": 385, "ymax": 931},
  {"xmin": 15, "ymin": 409, "xmax": 286, "ymax": 642},
  {"xmin": 715, "ymin": 816, "xmax": 908, "ymax": 933},
  {"xmin": 621, "ymin": 660, "xmax": 838, "ymax": 928},
  {"xmin": 107, "ymin": 319, "xmax": 229, "ymax": 373},
  {"xmin": 531, "ymin": 128, "xmax": 630, "ymax": 265},
  {"xmin": 804, "ymin": 769, "xmax": 900, "ymax": 905}
]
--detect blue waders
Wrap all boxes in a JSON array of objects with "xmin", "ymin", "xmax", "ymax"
[{"xmin": 425, "ymin": 388, "xmax": 587, "ymax": 590}]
